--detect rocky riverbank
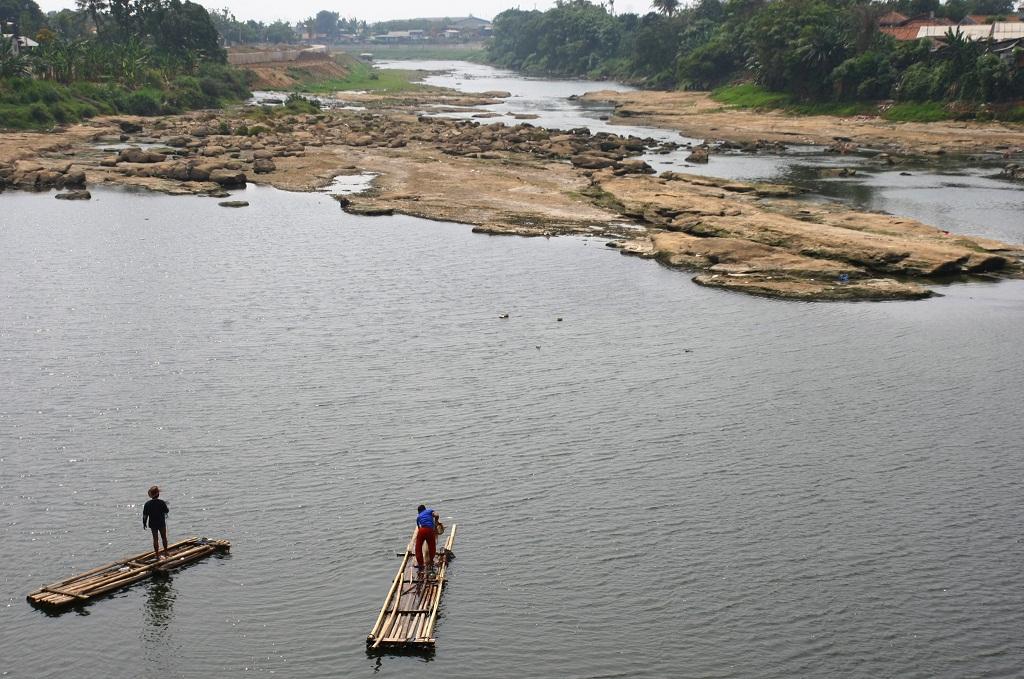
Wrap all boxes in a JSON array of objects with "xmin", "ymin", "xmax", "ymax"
[
  {"xmin": 1, "ymin": 90, "xmax": 1021, "ymax": 302},
  {"xmin": 577, "ymin": 90, "xmax": 1024, "ymax": 158}
]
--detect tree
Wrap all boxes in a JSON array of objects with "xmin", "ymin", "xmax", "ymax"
[
  {"xmin": 314, "ymin": 10, "xmax": 339, "ymax": 38},
  {"xmin": 149, "ymin": 0, "xmax": 224, "ymax": 63},
  {"xmin": 651, "ymin": 0, "xmax": 680, "ymax": 15},
  {"xmin": 0, "ymin": 0, "xmax": 45, "ymax": 35},
  {"xmin": 75, "ymin": 0, "xmax": 109, "ymax": 35}
]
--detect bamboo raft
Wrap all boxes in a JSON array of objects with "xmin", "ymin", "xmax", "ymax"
[
  {"xmin": 27, "ymin": 536, "xmax": 230, "ymax": 610},
  {"xmin": 367, "ymin": 524, "xmax": 457, "ymax": 650}
]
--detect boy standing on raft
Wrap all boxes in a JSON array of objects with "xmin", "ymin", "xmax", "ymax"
[
  {"xmin": 415, "ymin": 504, "xmax": 441, "ymax": 572},
  {"xmin": 143, "ymin": 486, "xmax": 170, "ymax": 559}
]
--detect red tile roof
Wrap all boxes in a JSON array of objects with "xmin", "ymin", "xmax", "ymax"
[{"xmin": 878, "ymin": 11, "xmax": 908, "ymax": 26}]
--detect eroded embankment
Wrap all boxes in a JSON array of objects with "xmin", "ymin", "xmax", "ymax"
[{"xmin": 1, "ymin": 92, "xmax": 1021, "ymax": 301}]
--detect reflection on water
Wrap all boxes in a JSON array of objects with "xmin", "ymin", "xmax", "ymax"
[
  {"xmin": 143, "ymin": 575, "xmax": 175, "ymax": 636},
  {"xmin": 141, "ymin": 575, "xmax": 179, "ymax": 674}
]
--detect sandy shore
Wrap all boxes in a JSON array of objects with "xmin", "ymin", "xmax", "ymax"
[
  {"xmin": 1, "ymin": 90, "xmax": 1021, "ymax": 301},
  {"xmin": 578, "ymin": 90, "xmax": 1024, "ymax": 155}
]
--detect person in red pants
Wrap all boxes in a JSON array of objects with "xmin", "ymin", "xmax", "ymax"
[{"xmin": 414, "ymin": 504, "xmax": 439, "ymax": 572}]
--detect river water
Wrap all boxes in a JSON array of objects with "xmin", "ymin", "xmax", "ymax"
[{"xmin": 2, "ymin": 65, "xmax": 1024, "ymax": 679}]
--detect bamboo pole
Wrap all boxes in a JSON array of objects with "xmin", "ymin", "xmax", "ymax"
[
  {"xmin": 370, "ymin": 528, "xmax": 417, "ymax": 645},
  {"xmin": 422, "ymin": 523, "xmax": 456, "ymax": 641}
]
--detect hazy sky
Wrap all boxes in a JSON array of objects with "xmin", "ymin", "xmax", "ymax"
[{"xmin": 35, "ymin": 0, "xmax": 655, "ymax": 23}]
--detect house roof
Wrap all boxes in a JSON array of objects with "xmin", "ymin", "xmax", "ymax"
[
  {"xmin": 903, "ymin": 15, "xmax": 953, "ymax": 27},
  {"xmin": 964, "ymin": 14, "xmax": 1022, "ymax": 24},
  {"xmin": 917, "ymin": 22, "xmax": 1024, "ymax": 39},
  {"xmin": 2, "ymin": 34, "xmax": 38, "ymax": 47},
  {"xmin": 878, "ymin": 11, "xmax": 908, "ymax": 26},
  {"xmin": 880, "ymin": 26, "xmax": 923, "ymax": 40}
]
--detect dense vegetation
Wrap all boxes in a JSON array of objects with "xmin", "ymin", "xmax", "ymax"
[
  {"xmin": 488, "ymin": 0, "xmax": 1024, "ymax": 116},
  {"xmin": 1, "ymin": 0, "xmax": 250, "ymax": 129}
]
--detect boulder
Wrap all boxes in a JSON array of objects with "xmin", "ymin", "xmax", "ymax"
[
  {"xmin": 685, "ymin": 146, "xmax": 709, "ymax": 163},
  {"xmin": 252, "ymin": 159, "xmax": 276, "ymax": 174},
  {"xmin": 55, "ymin": 190, "xmax": 91, "ymax": 200},
  {"xmin": 209, "ymin": 169, "xmax": 247, "ymax": 188},
  {"xmin": 63, "ymin": 170, "xmax": 87, "ymax": 188},
  {"xmin": 570, "ymin": 154, "xmax": 618, "ymax": 169},
  {"xmin": 165, "ymin": 136, "xmax": 190, "ymax": 147},
  {"xmin": 218, "ymin": 200, "xmax": 249, "ymax": 208},
  {"xmin": 118, "ymin": 147, "xmax": 167, "ymax": 164}
]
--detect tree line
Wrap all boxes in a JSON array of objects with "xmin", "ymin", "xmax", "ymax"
[
  {"xmin": 1, "ymin": 0, "xmax": 248, "ymax": 128},
  {"xmin": 487, "ymin": 0, "xmax": 1024, "ymax": 106}
]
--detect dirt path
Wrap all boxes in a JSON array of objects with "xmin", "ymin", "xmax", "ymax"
[{"xmin": 579, "ymin": 90, "xmax": 1024, "ymax": 155}]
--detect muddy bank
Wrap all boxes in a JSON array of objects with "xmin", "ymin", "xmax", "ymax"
[
  {"xmin": 1, "ymin": 96, "xmax": 1021, "ymax": 302},
  {"xmin": 578, "ymin": 90, "xmax": 1024, "ymax": 156}
]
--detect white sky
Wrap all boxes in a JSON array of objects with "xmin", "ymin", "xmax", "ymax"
[{"xmin": 35, "ymin": 0, "xmax": 655, "ymax": 23}]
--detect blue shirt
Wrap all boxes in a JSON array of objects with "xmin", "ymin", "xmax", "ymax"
[{"xmin": 416, "ymin": 508, "xmax": 436, "ymax": 528}]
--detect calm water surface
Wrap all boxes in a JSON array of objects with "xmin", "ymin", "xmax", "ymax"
[{"xmin": 1, "ymin": 184, "xmax": 1023, "ymax": 678}]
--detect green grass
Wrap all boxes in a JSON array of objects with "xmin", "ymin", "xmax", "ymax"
[
  {"xmin": 882, "ymin": 102, "xmax": 950, "ymax": 122},
  {"xmin": 290, "ymin": 58, "xmax": 429, "ymax": 93},
  {"xmin": 711, "ymin": 83, "xmax": 986, "ymax": 122},
  {"xmin": 998, "ymin": 105, "xmax": 1024, "ymax": 122},
  {"xmin": 0, "ymin": 65, "xmax": 250, "ymax": 130},
  {"xmin": 711, "ymin": 83, "xmax": 791, "ymax": 109}
]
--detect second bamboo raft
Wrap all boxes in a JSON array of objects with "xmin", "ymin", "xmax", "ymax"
[
  {"xmin": 367, "ymin": 524, "xmax": 457, "ymax": 650},
  {"xmin": 27, "ymin": 536, "xmax": 230, "ymax": 610}
]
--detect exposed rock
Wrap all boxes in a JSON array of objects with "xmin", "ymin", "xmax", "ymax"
[
  {"xmin": 685, "ymin": 146, "xmax": 709, "ymax": 163},
  {"xmin": 999, "ymin": 163, "xmax": 1024, "ymax": 182},
  {"xmin": 118, "ymin": 147, "xmax": 167, "ymax": 164},
  {"xmin": 55, "ymin": 190, "xmax": 91, "ymax": 200},
  {"xmin": 117, "ymin": 120, "xmax": 143, "ymax": 133},
  {"xmin": 218, "ymin": 200, "xmax": 249, "ymax": 208},
  {"xmin": 252, "ymin": 158, "xmax": 276, "ymax": 174},
  {"xmin": 208, "ymin": 169, "xmax": 247, "ymax": 188},
  {"xmin": 343, "ymin": 205, "xmax": 394, "ymax": 216},
  {"xmin": 63, "ymin": 170, "xmax": 87, "ymax": 188},
  {"xmin": 570, "ymin": 154, "xmax": 618, "ymax": 169}
]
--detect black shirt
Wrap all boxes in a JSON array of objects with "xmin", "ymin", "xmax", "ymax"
[{"xmin": 143, "ymin": 498, "xmax": 169, "ymax": 529}]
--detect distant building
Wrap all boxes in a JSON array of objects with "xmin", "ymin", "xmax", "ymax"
[
  {"xmin": 878, "ymin": 11, "xmax": 908, "ymax": 27},
  {"xmin": 961, "ymin": 14, "xmax": 1022, "ymax": 24},
  {"xmin": 372, "ymin": 30, "xmax": 426, "ymax": 43},
  {"xmin": 879, "ymin": 13, "xmax": 953, "ymax": 41},
  {"xmin": 2, "ymin": 33, "xmax": 38, "ymax": 55}
]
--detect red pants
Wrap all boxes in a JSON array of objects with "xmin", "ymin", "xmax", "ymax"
[{"xmin": 415, "ymin": 526, "xmax": 436, "ymax": 567}]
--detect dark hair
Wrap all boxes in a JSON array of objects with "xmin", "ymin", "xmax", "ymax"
[{"xmin": 417, "ymin": 504, "xmax": 426, "ymax": 513}]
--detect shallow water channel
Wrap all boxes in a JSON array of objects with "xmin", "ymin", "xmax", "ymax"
[{"xmin": 1, "ymin": 63, "xmax": 1024, "ymax": 679}]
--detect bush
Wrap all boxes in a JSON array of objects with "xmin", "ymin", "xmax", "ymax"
[{"xmin": 125, "ymin": 89, "xmax": 163, "ymax": 116}]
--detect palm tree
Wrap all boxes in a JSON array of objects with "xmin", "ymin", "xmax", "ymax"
[
  {"xmin": 652, "ymin": 0, "xmax": 680, "ymax": 15},
  {"xmin": 0, "ymin": 36, "xmax": 32, "ymax": 78}
]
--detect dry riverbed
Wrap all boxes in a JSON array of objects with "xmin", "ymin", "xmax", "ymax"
[
  {"xmin": 578, "ymin": 90, "xmax": 1024, "ymax": 157},
  {"xmin": 1, "ymin": 88, "xmax": 1021, "ymax": 301}
]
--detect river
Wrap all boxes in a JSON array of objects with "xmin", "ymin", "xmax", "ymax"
[
  {"xmin": 1, "ymin": 65, "xmax": 1023, "ymax": 679},
  {"xmin": 378, "ymin": 60, "xmax": 1024, "ymax": 243}
]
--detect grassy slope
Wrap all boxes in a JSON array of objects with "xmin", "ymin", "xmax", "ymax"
[
  {"xmin": 0, "ymin": 65, "xmax": 251, "ymax": 130},
  {"xmin": 288, "ymin": 53, "xmax": 431, "ymax": 93}
]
